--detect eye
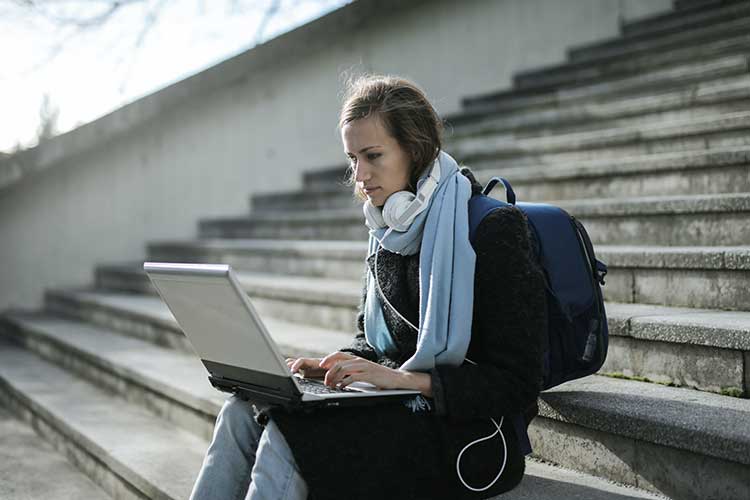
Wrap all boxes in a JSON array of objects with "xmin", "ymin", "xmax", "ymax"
[{"xmin": 367, "ymin": 153, "xmax": 380, "ymax": 161}]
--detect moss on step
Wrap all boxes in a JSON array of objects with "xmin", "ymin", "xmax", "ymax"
[{"xmin": 600, "ymin": 372, "xmax": 747, "ymax": 398}]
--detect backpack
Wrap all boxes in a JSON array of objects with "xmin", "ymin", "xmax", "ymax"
[{"xmin": 467, "ymin": 176, "xmax": 610, "ymax": 391}]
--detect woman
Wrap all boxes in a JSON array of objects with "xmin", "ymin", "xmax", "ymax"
[{"xmin": 189, "ymin": 75, "xmax": 547, "ymax": 500}]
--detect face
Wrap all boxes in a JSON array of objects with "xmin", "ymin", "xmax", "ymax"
[{"xmin": 341, "ymin": 115, "xmax": 413, "ymax": 208}]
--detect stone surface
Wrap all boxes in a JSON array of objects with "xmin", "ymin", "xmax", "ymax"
[
  {"xmin": 464, "ymin": 71, "xmax": 750, "ymax": 136},
  {"xmin": 44, "ymin": 288, "xmax": 354, "ymax": 357},
  {"xmin": 602, "ymin": 335, "xmax": 744, "ymax": 393},
  {"xmin": 633, "ymin": 437, "xmax": 750, "ymax": 500},
  {"xmin": 568, "ymin": 14, "xmax": 750, "ymax": 63},
  {"xmin": 504, "ymin": 458, "xmax": 666, "ymax": 500},
  {"xmin": 618, "ymin": 302, "xmax": 750, "ymax": 350},
  {"xmin": 1, "ymin": 311, "xmax": 226, "ymax": 439},
  {"xmin": 58, "ymin": 264, "xmax": 750, "ymax": 392},
  {"xmin": 528, "ymin": 418, "xmax": 640, "ymax": 487},
  {"xmin": 539, "ymin": 375, "xmax": 750, "ymax": 465},
  {"xmin": 0, "ymin": 344, "xmax": 208, "ymax": 500},
  {"xmin": 516, "ymin": 33, "xmax": 750, "ymax": 91},
  {"xmin": 0, "ymin": 407, "xmax": 111, "ymax": 500},
  {"xmin": 530, "ymin": 414, "xmax": 750, "ymax": 500}
]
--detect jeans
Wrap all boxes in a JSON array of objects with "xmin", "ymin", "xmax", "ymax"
[{"xmin": 189, "ymin": 395, "xmax": 309, "ymax": 500}]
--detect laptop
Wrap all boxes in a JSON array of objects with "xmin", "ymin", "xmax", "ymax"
[{"xmin": 142, "ymin": 262, "xmax": 421, "ymax": 410}]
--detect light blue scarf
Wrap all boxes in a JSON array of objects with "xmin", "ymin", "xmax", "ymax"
[{"xmin": 364, "ymin": 150, "xmax": 476, "ymax": 382}]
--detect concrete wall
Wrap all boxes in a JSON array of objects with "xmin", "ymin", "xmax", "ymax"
[{"xmin": 0, "ymin": 0, "xmax": 672, "ymax": 310}]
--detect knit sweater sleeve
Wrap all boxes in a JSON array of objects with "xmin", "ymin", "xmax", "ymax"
[{"xmin": 429, "ymin": 205, "xmax": 546, "ymax": 420}]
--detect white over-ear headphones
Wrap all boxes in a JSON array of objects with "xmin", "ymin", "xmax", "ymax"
[{"xmin": 363, "ymin": 154, "xmax": 442, "ymax": 232}]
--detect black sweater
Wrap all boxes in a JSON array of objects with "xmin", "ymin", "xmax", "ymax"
[{"xmin": 266, "ymin": 168, "xmax": 547, "ymax": 500}]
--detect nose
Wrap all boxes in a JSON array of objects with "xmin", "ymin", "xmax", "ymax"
[{"xmin": 354, "ymin": 161, "xmax": 371, "ymax": 184}]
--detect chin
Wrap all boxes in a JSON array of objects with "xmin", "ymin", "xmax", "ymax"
[{"xmin": 366, "ymin": 194, "xmax": 384, "ymax": 207}]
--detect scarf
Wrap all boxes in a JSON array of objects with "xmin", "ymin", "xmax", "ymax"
[{"xmin": 363, "ymin": 150, "xmax": 476, "ymax": 385}]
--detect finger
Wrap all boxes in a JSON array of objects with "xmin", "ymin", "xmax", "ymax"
[
  {"xmin": 324, "ymin": 360, "xmax": 350, "ymax": 386},
  {"xmin": 319, "ymin": 351, "xmax": 355, "ymax": 369},
  {"xmin": 326, "ymin": 360, "xmax": 365, "ymax": 386},
  {"xmin": 291, "ymin": 358, "xmax": 312, "ymax": 373},
  {"xmin": 339, "ymin": 372, "xmax": 362, "ymax": 389}
]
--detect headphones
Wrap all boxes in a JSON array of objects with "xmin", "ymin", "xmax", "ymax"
[{"xmin": 362, "ymin": 154, "xmax": 442, "ymax": 232}]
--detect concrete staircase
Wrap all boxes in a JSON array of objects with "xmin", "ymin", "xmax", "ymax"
[{"xmin": 2, "ymin": 1, "xmax": 749, "ymax": 498}]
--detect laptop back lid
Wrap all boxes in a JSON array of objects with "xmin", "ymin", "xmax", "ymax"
[{"xmin": 142, "ymin": 262, "xmax": 290, "ymax": 379}]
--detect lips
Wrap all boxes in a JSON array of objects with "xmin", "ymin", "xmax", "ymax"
[{"xmin": 363, "ymin": 187, "xmax": 380, "ymax": 194}]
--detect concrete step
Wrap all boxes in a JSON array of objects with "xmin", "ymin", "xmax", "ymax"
[
  {"xmin": 512, "ymin": 32, "xmax": 750, "ymax": 93},
  {"xmin": 2, "ymin": 334, "xmax": 744, "ymax": 499},
  {"xmin": 251, "ymin": 148, "xmax": 750, "ymax": 213},
  {"xmin": 303, "ymin": 165, "xmax": 351, "ymax": 191},
  {"xmin": 43, "ymin": 286, "xmax": 353, "ymax": 356},
  {"xmin": 0, "ymin": 330, "xmax": 671, "ymax": 499},
  {"xmin": 146, "ymin": 238, "xmax": 367, "ymax": 280},
  {"xmin": 674, "ymin": 0, "xmax": 732, "ymax": 11},
  {"xmin": 0, "ymin": 343, "xmax": 207, "ymax": 500},
  {"xmin": 461, "ymin": 122, "xmax": 750, "ymax": 171},
  {"xmin": 209, "ymin": 192, "xmax": 750, "ymax": 246},
  {"xmin": 533, "ymin": 375, "xmax": 750, "ymax": 500},
  {"xmin": 197, "ymin": 220, "xmax": 750, "ymax": 312},
  {"xmin": 0, "ymin": 307, "xmax": 349, "ymax": 441},
  {"xmin": 622, "ymin": 0, "xmax": 748, "ymax": 39},
  {"xmin": 453, "ymin": 76, "xmax": 750, "ymax": 140},
  {"xmin": 456, "ymin": 71, "xmax": 750, "ymax": 137},
  {"xmin": 251, "ymin": 184, "xmax": 359, "ymax": 213},
  {"xmin": 557, "ymin": 192, "xmax": 750, "ymax": 246},
  {"xmin": 0, "ymin": 310, "xmax": 228, "ymax": 440},
  {"xmin": 503, "ymin": 459, "xmax": 667, "ymax": 499},
  {"xmin": 266, "ymin": 76, "xmax": 750, "ymax": 199},
  {"xmin": 85, "ymin": 263, "xmax": 750, "ymax": 393},
  {"xmin": 0, "ymin": 406, "xmax": 112, "ymax": 500},
  {"xmin": 461, "ymin": 52, "xmax": 749, "ymax": 115},
  {"xmin": 449, "ymin": 109, "xmax": 750, "ymax": 166},
  {"xmin": 198, "ymin": 208, "xmax": 370, "ymax": 241},
  {"xmin": 577, "ymin": 1, "xmax": 750, "ymax": 57},
  {"xmin": 469, "ymin": 147, "xmax": 750, "ymax": 201},
  {"xmin": 599, "ymin": 244, "xmax": 750, "ymax": 311},
  {"xmin": 567, "ymin": 14, "xmax": 750, "ymax": 65}
]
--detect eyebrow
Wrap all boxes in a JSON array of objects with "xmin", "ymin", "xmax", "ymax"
[{"xmin": 345, "ymin": 145, "xmax": 381, "ymax": 155}]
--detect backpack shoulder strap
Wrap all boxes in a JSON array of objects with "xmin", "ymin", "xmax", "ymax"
[{"xmin": 468, "ymin": 192, "xmax": 510, "ymax": 244}]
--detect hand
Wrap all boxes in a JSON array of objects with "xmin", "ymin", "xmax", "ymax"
[
  {"xmin": 285, "ymin": 357, "xmax": 327, "ymax": 378},
  {"xmin": 320, "ymin": 352, "xmax": 408, "ymax": 391},
  {"xmin": 285, "ymin": 352, "xmax": 358, "ymax": 379}
]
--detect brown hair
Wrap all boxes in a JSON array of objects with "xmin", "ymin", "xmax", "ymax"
[{"xmin": 337, "ymin": 74, "xmax": 444, "ymax": 202}]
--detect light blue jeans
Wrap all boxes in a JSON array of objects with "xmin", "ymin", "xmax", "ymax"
[{"xmin": 189, "ymin": 395, "xmax": 309, "ymax": 500}]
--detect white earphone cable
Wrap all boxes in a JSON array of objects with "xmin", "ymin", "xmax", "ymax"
[
  {"xmin": 371, "ymin": 205, "xmax": 508, "ymax": 493},
  {"xmin": 456, "ymin": 416, "xmax": 507, "ymax": 492}
]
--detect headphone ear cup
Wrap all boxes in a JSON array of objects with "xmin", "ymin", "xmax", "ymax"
[
  {"xmin": 382, "ymin": 191, "xmax": 416, "ymax": 231},
  {"xmin": 363, "ymin": 199, "xmax": 387, "ymax": 229}
]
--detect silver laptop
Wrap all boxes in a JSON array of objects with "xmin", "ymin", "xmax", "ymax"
[{"xmin": 142, "ymin": 262, "xmax": 421, "ymax": 410}]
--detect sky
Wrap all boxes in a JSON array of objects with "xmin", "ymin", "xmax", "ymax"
[{"xmin": 0, "ymin": 0, "xmax": 353, "ymax": 153}]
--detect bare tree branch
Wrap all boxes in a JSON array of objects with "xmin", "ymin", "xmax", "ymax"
[
  {"xmin": 117, "ymin": 0, "xmax": 170, "ymax": 92},
  {"xmin": 254, "ymin": 0, "xmax": 282, "ymax": 45},
  {"xmin": 7, "ymin": 0, "xmax": 348, "ymax": 83}
]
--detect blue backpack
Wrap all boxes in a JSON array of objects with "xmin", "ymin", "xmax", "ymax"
[{"xmin": 467, "ymin": 176, "xmax": 610, "ymax": 391}]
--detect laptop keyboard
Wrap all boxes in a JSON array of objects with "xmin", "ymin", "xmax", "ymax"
[{"xmin": 296, "ymin": 377, "xmax": 356, "ymax": 394}]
